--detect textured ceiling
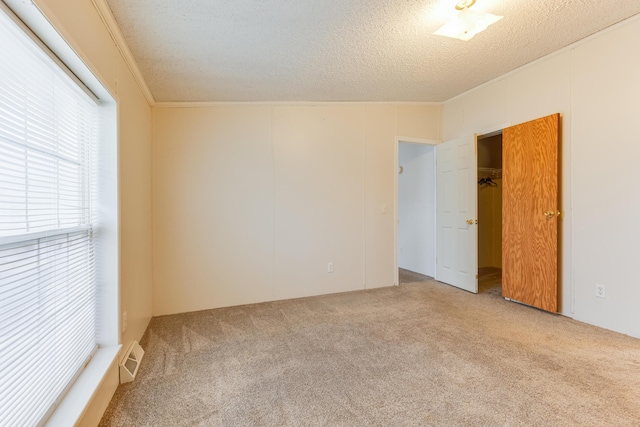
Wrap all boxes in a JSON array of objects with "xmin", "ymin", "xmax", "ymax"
[{"xmin": 105, "ymin": 0, "xmax": 640, "ymax": 102}]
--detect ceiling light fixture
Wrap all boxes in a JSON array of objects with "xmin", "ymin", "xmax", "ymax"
[{"xmin": 434, "ymin": 0, "xmax": 503, "ymax": 41}]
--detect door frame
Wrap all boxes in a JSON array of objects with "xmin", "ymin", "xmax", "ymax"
[
  {"xmin": 393, "ymin": 136, "xmax": 440, "ymax": 285},
  {"xmin": 475, "ymin": 123, "xmax": 510, "ymax": 286}
]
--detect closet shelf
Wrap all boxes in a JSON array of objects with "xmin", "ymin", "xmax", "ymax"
[{"xmin": 478, "ymin": 167, "xmax": 502, "ymax": 179}]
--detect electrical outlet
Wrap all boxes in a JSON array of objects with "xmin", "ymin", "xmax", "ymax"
[
  {"xmin": 595, "ymin": 284, "xmax": 606, "ymax": 298},
  {"xmin": 327, "ymin": 262, "xmax": 334, "ymax": 273},
  {"xmin": 122, "ymin": 311, "xmax": 128, "ymax": 332}
]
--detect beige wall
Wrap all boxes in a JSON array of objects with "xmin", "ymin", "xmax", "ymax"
[
  {"xmin": 443, "ymin": 15, "xmax": 640, "ymax": 338},
  {"xmin": 364, "ymin": 105, "xmax": 403, "ymax": 287},
  {"xmin": 152, "ymin": 104, "xmax": 440, "ymax": 316},
  {"xmin": 32, "ymin": 0, "xmax": 154, "ymax": 425},
  {"xmin": 117, "ymin": 51, "xmax": 153, "ymax": 347}
]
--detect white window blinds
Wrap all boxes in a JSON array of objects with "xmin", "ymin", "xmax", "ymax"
[{"xmin": 0, "ymin": 8, "xmax": 99, "ymax": 427}]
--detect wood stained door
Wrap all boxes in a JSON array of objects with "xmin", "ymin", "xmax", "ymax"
[{"xmin": 502, "ymin": 114, "xmax": 559, "ymax": 312}]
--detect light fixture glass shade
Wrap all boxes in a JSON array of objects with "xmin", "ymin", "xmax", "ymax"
[{"xmin": 434, "ymin": 7, "xmax": 502, "ymax": 41}]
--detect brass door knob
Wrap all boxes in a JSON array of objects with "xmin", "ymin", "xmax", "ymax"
[
  {"xmin": 544, "ymin": 211, "xmax": 556, "ymax": 218},
  {"xmin": 466, "ymin": 219, "xmax": 474, "ymax": 224}
]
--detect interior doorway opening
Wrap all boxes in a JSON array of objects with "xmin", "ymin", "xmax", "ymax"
[
  {"xmin": 397, "ymin": 142, "xmax": 435, "ymax": 284},
  {"xmin": 477, "ymin": 131, "xmax": 503, "ymax": 296}
]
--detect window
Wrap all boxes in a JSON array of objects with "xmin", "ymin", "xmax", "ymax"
[{"xmin": 0, "ymin": 8, "xmax": 101, "ymax": 426}]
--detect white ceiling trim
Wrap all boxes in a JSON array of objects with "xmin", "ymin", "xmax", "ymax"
[
  {"xmin": 444, "ymin": 11, "xmax": 640, "ymax": 105},
  {"xmin": 153, "ymin": 101, "xmax": 443, "ymax": 108},
  {"xmin": 91, "ymin": 0, "xmax": 155, "ymax": 106}
]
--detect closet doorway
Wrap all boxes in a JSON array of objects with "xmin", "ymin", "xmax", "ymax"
[
  {"xmin": 435, "ymin": 114, "xmax": 560, "ymax": 312},
  {"xmin": 477, "ymin": 132, "xmax": 503, "ymax": 296}
]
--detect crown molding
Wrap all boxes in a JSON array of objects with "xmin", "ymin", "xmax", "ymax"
[
  {"xmin": 91, "ymin": 0, "xmax": 155, "ymax": 106},
  {"xmin": 153, "ymin": 101, "xmax": 444, "ymax": 108}
]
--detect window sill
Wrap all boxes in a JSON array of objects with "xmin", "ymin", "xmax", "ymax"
[{"xmin": 45, "ymin": 345, "xmax": 121, "ymax": 427}]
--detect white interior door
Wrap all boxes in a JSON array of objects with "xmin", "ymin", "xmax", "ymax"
[{"xmin": 436, "ymin": 136, "xmax": 478, "ymax": 293}]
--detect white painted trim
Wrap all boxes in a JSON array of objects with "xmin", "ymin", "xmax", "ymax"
[
  {"xmin": 361, "ymin": 107, "xmax": 367, "ymax": 288},
  {"xmin": 98, "ymin": 101, "xmax": 120, "ymax": 347},
  {"xmin": 154, "ymin": 101, "xmax": 444, "ymax": 108},
  {"xmin": 21, "ymin": 0, "xmax": 117, "ymax": 102},
  {"xmin": 91, "ymin": 0, "xmax": 155, "ymax": 106},
  {"xmin": 5, "ymin": 0, "xmax": 115, "ymax": 102},
  {"xmin": 444, "ymin": 12, "xmax": 640, "ymax": 105},
  {"xmin": 394, "ymin": 106, "xmax": 399, "ymax": 286},
  {"xmin": 396, "ymin": 136, "xmax": 440, "ymax": 146},
  {"xmin": 394, "ymin": 137, "xmax": 439, "ymax": 286},
  {"xmin": 0, "ymin": 2, "xmax": 99, "ymax": 103},
  {"xmin": 45, "ymin": 345, "xmax": 121, "ymax": 427},
  {"xmin": 394, "ymin": 143, "xmax": 398, "ymax": 286}
]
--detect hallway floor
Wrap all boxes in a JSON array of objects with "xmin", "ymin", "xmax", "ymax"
[{"xmin": 398, "ymin": 268, "xmax": 432, "ymax": 284}]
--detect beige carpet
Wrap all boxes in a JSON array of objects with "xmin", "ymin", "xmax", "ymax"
[{"xmin": 100, "ymin": 279, "xmax": 640, "ymax": 426}]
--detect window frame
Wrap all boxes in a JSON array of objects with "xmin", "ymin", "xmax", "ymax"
[{"xmin": 0, "ymin": 1, "xmax": 120, "ymax": 425}]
